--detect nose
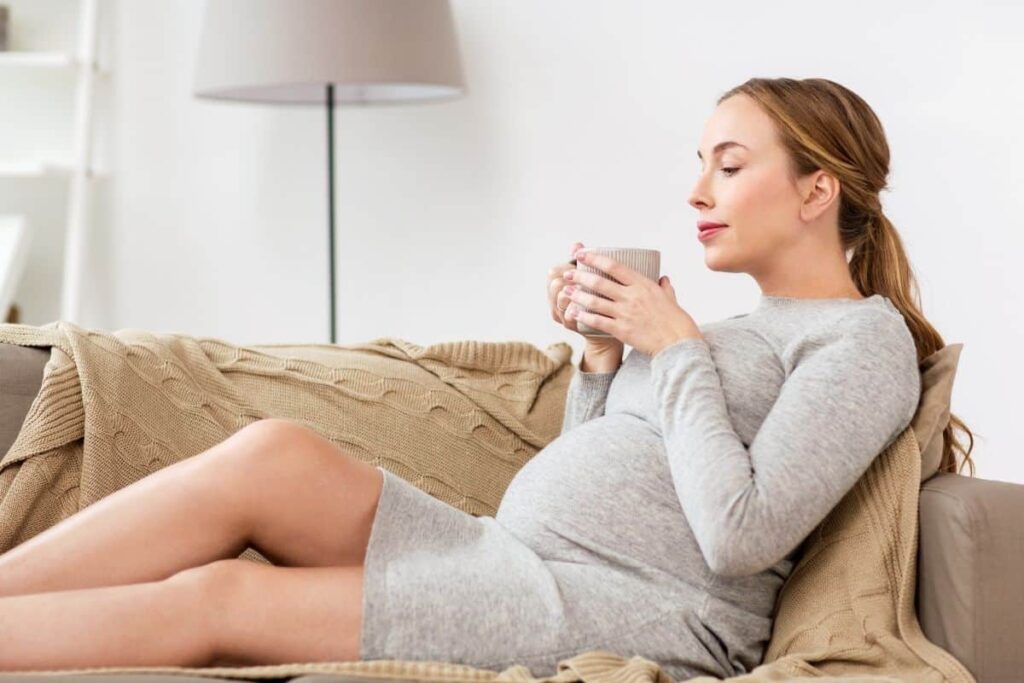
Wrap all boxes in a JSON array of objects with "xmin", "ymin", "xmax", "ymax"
[{"xmin": 689, "ymin": 172, "xmax": 712, "ymax": 211}]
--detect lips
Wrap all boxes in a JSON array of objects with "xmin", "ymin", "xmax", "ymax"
[{"xmin": 697, "ymin": 220, "xmax": 729, "ymax": 232}]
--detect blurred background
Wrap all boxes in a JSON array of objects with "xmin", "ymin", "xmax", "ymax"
[{"xmin": 0, "ymin": 0, "xmax": 1020, "ymax": 482}]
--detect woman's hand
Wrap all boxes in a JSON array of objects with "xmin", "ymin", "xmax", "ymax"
[
  {"xmin": 563, "ymin": 251, "xmax": 703, "ymax": 357},
  {"xmin": 548, "ymin": 242, "xmax": 586, "ymax": 332},
  {"xmin": 548, "ymin": 243, "xmax": 626, "ymax": 355}
]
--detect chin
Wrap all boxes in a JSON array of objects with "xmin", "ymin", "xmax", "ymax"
[{"xmin": 703, "ymin": 248, "xmax": 745, "ymax": 273}]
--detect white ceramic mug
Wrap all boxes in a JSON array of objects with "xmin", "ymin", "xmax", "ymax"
[{"xmin": 573, "ymin": 247, "xmax": 661, "ymax": 338}]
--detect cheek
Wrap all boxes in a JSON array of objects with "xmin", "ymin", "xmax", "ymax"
[
  {"xmin": 731, "ymin": 170, "xmax": 788, "ymax": 213},
  {"xmin": 727, "ymin": 172, "xmax": 796, "ymax": 242}
]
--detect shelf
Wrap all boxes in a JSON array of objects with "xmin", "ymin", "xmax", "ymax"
[
  {"xmin": 0, "ymin": 160, "xmax": 76, "ymax": 178},
  {"xmin": 0, "ymin": 52, "xmax": 104, "ymax": 73},
  {"xmin": 0, "ymin": 51, "xmax": 75, "ymax": 68}
]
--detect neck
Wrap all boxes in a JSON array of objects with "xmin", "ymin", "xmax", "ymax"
[{"xmin": 751, "ymin": 241, "xmax": 861, "ymax": 299}]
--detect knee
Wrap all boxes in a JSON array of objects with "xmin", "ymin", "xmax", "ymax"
[
  {"xmin": 177, "ymin": 418, "xmax": 321, "ymax": 500},
  {"xmin": 235, "ymin": 417, "xmax": 315, "ymax": 448},
  {"xmin": 165, "ymin": 559, "xmax": 261, "ymax": 664},
  {"xmin": 206, "ymin": 418, "xmax": 354, "ymax": 507},
  {"xmin": 169, "ymin": 558, "xmax": 254, "ymax": 602},
  {"xmin": 217, "ymin": 418, "xmax": 330, "ymax": 470}
]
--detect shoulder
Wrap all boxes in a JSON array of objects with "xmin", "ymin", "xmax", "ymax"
[
  {"xmin": 796, "ymin": 299, "xmax": 914, "ymax": 352},
  {"xmin": 832, "ymin": 302, "xmax": 917, "ymax": 361},
  {"xmin": 798, "ymin": 302, "xmax": 921, "ymax": 417}
]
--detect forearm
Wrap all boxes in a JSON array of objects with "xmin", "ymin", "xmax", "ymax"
[
  {"xmin": 560, "ymin": 342, "xmax": 624, "ymax": 434},
  {"xmin": 580, "ymin": 341, "xmax": 624, "ymax": 373}
]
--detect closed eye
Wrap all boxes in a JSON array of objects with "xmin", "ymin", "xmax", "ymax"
[{"xmin": 721, "ymin": 167, "xmax": 739, "ymax": 177}]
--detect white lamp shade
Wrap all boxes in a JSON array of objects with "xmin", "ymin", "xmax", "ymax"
[{"xmin": 193, "ymin": 0, "xmax": 466, "ymax": 105}]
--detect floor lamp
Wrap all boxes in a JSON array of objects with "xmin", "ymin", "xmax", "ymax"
[{"xmin": 192, "ymin": 0, "xmax": 466, "ymax": 343}]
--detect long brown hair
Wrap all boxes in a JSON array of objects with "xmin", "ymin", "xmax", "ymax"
[{"xmin": 719, "ymin": 77, "xmax": 976, "ymax": 476}]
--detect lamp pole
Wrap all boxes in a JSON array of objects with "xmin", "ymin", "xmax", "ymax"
[{"xmin": 326, "ymin": 83, "xmax": 337, "ymax": 344}]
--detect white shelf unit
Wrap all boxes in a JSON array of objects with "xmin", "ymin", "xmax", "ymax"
[
  {"xmin": 0, "ymin": 215, "xmax": 31, "ymax": 320},
  {"xmin": 0, "ymin": 0, "xmax": 103, "ymax": 324}
]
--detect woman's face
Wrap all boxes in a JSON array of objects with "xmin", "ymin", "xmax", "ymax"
[{"xmin": 689, "ymin": 93, "xmax": 814, "ymax": 276}]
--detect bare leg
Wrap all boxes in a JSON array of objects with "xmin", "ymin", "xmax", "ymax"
[
  {"xmin": 0, "ymin": 559, "xmax": 367, "ymax": 670},
  {"xmin": 0, "ymin": 419, "xmax": 385, "ymax": 598},
  {"xmin": 201, "ymin": 559, "xmax": 366, "ymax": 666},
  {"xmin": 0, "ymin": 574, "xmax": 216, "ymax": 671}
]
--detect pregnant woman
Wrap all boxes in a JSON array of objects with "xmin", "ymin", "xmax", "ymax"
[{"xmin": 0, "ymin": 77, "xmax": 975, "ymax": 679}]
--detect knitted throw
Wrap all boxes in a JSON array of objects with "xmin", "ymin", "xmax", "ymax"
[{"xmin": 0, "ymin": 321, "xmax": 974, "ymax": 683}]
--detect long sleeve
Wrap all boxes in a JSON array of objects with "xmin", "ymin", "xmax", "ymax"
[
  {"xmin": 648, "ymin": 308, "xmax": 921, "ymax": 578},
  {"xmin": 560, "ymin": 354, "xmax": 619, "ymax": 435}
]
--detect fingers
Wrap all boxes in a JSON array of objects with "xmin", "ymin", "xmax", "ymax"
[
  {"xmin": 573, "ymin": 251, "xmax": 633, "ymax": 287},
  {"xmin": 570, "ymin": 242, "xmax": 584, "ymax": 265},
  {"xmin": 552, "ymin": 278, "xmax": 572, "ymax": 312},
  {"xmin": 549, "ymin": 277, "xmax": 581, "ymax": 329},
  {"xmin": 562, "ymin": 266, "xmax": 615, "ymax": 298},
  {"xmin": 554, "ymin": 272, "xmax": 610, "ymax": 320},
  {"xmin": 549, "ymin": 277, "xmax": 570, "ymax": 324},
  {"xmin": 548, "ymin": 277, "xmax": 565, "ymax": 308},
  {"xmin": 548, "ymin": 243, "xmax": 585, "ymax": 327},
  {"xmin": 564, "ymin": 286, "xmax": 610, "ymax": 318},
  {"xmin": 550, "ymin": 240, "xmax": 585, "ymax": 282},
  {"xmin": 556, "ymin": 295, "xmax": 571, "ymax": 322}
]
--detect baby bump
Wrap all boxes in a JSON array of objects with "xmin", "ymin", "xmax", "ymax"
[{"xmin": 496, "ymin": 416, "xmax": 702, "ymax": 580}]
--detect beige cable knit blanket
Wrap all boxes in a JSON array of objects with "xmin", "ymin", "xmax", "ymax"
[{"xmin": 0, "ymin": 321, "xmax": 974, "ymax": 683}]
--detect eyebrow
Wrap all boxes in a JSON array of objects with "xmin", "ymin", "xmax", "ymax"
[{"xmin": 697, "ymin": 141, "xmax": 749, "ymax": 161}]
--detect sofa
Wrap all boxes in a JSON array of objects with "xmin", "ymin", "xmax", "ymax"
[{"xmin": 1, "ymin": 340, "xmax": 1022, "ymax": 683}]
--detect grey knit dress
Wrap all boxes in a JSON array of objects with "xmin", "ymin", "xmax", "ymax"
[{"xmin": 358, "ymin": 293, "xmax": 921, "ymax": 681}]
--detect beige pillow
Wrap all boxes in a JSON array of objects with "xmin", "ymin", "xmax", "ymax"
[{"xmin": 912, "ymin": 343, "xmax": 963, "ymax": 482}]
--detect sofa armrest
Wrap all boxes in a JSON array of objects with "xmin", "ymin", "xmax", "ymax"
[
  {"xmin": 0, "ymin": 342, "xmax": 50, "ymax": 459},
  {"xmin": 918, "ymin": 472, "xmax": 1024, "ymax": 683}
]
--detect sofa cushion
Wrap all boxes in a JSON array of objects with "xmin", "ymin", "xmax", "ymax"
[
  {"xmin": 0, "ymin": 343, "xmax": 49, "ymax": 460},
  {"xmin": 912, "ymin": 343, "xmax": 963, "ymax": 481},
  {"xmin": 918, "ymin": 472, "xmax": 1024, "ymax": 683}
]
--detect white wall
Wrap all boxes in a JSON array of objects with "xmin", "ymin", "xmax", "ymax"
[{"xmin": 14, "ymin": 0, "xmax": 1024, "ymax": 483}]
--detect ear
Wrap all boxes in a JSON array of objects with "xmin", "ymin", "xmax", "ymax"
[{"xmin": 798, "ymin": 169, "xmax": 841, "ymax": 223}]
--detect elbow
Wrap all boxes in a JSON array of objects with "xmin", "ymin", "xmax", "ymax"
[{"xmin": 702, "ymin": 539, "xmax": 772, "ymax": 579}]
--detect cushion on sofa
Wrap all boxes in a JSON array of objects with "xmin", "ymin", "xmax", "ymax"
[
  {"xmin": 912, "ymin": 343, "xmax": 963, "ymax": 481},
  {"xmin": 0, "ymin": 343, "xmax": 49, "ymax": 460},
  {"xmin": 918, "ymin": 472, "xmax": 1024, "ymax": 683}
]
